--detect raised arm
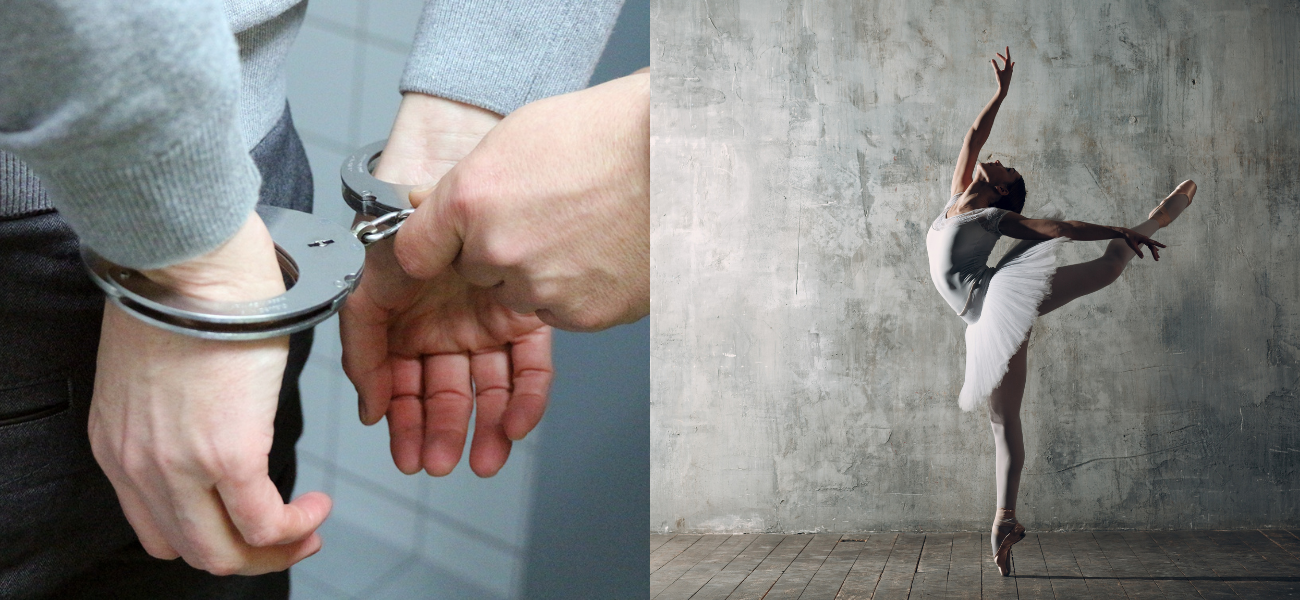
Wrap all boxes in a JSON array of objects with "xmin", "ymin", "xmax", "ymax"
[
  {"xmin": 998, "ymin": 213, "xmax": 1167, "ymax": 260},
  {"xmin": 951, "ymin": 47, "xmax": 1014, "ymax": 196}
]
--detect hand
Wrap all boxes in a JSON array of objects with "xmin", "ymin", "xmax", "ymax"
[
  {"xmin": 89, "ymin": 213, "xmax": 331, "ymax": 575},
  {"xmin": 393, "ymin": 71, "xmax": 650, "ymax": 332},
  {"xmin": 340, "ymin": 94, "xmax": 553, "ymax": 477},
  {"xmin": 1116, "ymin": 227, "xmax": 1165, "ymax": 260},
  {"xmin": 992, "ymin": 46, "xmax": 1014, "ymax": 94}
]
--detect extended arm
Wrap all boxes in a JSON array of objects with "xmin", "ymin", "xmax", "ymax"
[
  {"xmin": 998, "ymin": 212, "xmax": 1166, "ymax": 259},
  {"xmin": 951, "ymin": 47, "xmax": 1014, "ymax": 196}
]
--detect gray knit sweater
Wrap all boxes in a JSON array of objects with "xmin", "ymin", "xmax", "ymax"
[{"xmin": 0, "ymin": 0, "xmax": 622, "ymax": 269}]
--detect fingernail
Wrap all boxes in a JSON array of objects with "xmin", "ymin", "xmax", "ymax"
[{"xmin": 357, "ymin": 396, "xmax": 368, "ymax": 424}]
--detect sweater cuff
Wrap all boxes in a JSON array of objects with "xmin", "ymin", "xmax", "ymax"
[
  {"xmin": 400, "ymin": 0, "xmax": 623, "ymax": 115},
  {"xmin": 35, "ymin": 111, "xmax": 261, "ymax": 270}
]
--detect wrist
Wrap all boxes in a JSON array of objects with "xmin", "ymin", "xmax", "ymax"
[
  {"xmin": 142, "ymin": 212, "xmax": 284, "ymax": 303},
  {"xmin": 375, "ymin": 93, "xmax": 502, "ymax": 185}
]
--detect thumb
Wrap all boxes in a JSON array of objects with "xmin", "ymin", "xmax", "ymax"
[{"xmin": 393, "ymin": 171, "xmax": 465, "ymax": 279}]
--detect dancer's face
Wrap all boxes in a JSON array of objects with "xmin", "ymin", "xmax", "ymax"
[{"xmin": 976, "ymin": 160, "xmax": 1020, "ymax": 186}]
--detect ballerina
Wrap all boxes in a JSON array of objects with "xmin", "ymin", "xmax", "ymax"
[{"xmin": 925, "ymin": 46, "xmax": 1195, "ymax": 576}]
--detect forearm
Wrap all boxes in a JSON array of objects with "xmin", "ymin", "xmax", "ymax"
[
  {"xmin": 1058, "ymin": 221, "xmax": 1122, "ymax": 242},
  {"xmin": 967, "ymin": 90, "xmax": 1007, "ymax": 148},
  {"xmin": 400, "ymin": 0, "xmax": 624, "ymax": 115},
  {"xmin": 0, "ymin": 0, "xmax": 260, "ymax": 270}
]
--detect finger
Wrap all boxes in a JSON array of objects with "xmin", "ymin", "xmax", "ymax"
[
  {"xmin": 244, "ymin": 532, "xmax": 325, "ymax": 575},
  {"xmin": 163, "ymin": 482, "xmax": 319, "ymax": 576},
  {"xmin": 113, "ymin": 482, "xmax": 181, "ymax": 559},
  {"xmin": 89, "ymin": 441, "xmax": 182, "ymax": 558},
  {"xmin": 393, "ymin": 170, "xmax": 467, "ymax": 280},
  {"xmin": 467, "ymin": 348, "xmax": 513, "ymax": 477},
  {"xmin": 217, "ymin": 469, "xmax": 332, "ymax": 547},
  {"xmin": 421, "ymin": 352, "xmax": 474, "ymax": 476},
  {"xmin": 215, "ymin": 533, "xmax": 325, "ymax": 576},
  {"xmin": 208, "ymin": 532, "xmax": 325, "ymax": 576},
  {"xmin": 1006, "ymin": 46, "xmax": 1011, "ymax": 61},
  {"xmin": 503, "ymin": 326, "xmax": 553, "ymax": 441},
  {"xmin": 387, "ymin": 356, "xmax": 425, "ymax": 474},
  {"xmin": 340, "ymin": 285, "xmax": 392, "ymax": 426},
  {"xmin": 99, "ymin": 452, "xmax": 204, "ymax": 562}
]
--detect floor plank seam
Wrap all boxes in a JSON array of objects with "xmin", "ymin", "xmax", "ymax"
[
  {"xmin": 1259, "ymin": 529, "xmax": 1299, "ymax": 563},
  {"xmin": 682, "ymin": 535, "xmax": 778, "ymax": 600},
  {"xmin": 654, "ymin": 532, "xmax": 1300, "ymax": 599},
  {"xmin": 652, "ymin": 535, "xmax": 741, "ymax": 598}
]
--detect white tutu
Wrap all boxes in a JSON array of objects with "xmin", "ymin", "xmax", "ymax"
[{"xmin": 957, "ymin": 235, "xmax": 1067, "ymax": 411}]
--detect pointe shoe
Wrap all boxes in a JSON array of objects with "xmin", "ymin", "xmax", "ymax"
[
  {"xmin": 1149, "ymin": 179, "xmax": 1197, "ymax": 227},
  {"xmin": 992, "ymin": 509, "xmax": 1026, "ymax": 577}
]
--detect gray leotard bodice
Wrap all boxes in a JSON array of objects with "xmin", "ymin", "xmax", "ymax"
[{"xmin": 926, "ymin": 194, "xmax": 1008, "ymax": 324}]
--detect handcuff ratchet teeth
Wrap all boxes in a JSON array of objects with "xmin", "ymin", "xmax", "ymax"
[
  {"xmin": 341, "ymin": 139, "xmax": 418, "ymax": 246},
  {"xmin": 82, "ymin": 140, "xmax": 412, "ymax": 340}
]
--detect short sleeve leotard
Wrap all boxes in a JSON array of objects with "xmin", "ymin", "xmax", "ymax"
[{"xmin": 925, "ymin": 193, "xmax": 1066, "ymax": 411}]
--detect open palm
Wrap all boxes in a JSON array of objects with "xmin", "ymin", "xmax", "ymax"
[{"xmin": 340, "ymin": 240, "xmax": 552, "ymax": 477}]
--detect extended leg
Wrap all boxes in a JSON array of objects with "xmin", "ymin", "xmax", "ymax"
[
  {"xmin": 988, "ymin": 334, "xmax": 1028, "ymax": 554},
  {"xmin": 1037, "ymin": 182, "xmax": 1193, "ymax": 316}
]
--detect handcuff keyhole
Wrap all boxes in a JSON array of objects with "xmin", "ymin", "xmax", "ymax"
[{"xmin": 309, "ymin": 239, "xmax": 335, "ymax": 247}]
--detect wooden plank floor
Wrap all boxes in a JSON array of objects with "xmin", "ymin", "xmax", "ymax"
[{"xmin": 649, "ymin": 530, "xmax": 1300, "ymax": 599}]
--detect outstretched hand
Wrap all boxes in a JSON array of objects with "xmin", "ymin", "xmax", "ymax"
[
  {"xmin": 341, "ymin": 240, "xmax": 553, "ymax": 476},
  {"xmin": 1117, "ymin": 228, "xmax": 1165, "ymax": 260},
  {"xmin": 992, "ymin": 46, "xmax": 1014, "ymax": 93}
]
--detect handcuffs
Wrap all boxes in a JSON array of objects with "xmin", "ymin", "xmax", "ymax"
[{"xmin": 83, "ymin": 140, "xmax": 410, "ymax": 340}]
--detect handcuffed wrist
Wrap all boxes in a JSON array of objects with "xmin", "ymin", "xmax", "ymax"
[
  {"xmin": 141, "ymin": 212, "xmax": 284, "ymax": 303},
  {"xmin": 374, "ymin": 94, "xmax": 501, "ymax": 186},
  {"xmin": 83, "ymin": 206, "xmax": 365, "ymax": 340}
]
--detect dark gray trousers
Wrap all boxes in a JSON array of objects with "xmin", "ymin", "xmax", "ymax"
[{"xmin": 0, "ymin": 107, "xmax": 313, "ymax": 600}]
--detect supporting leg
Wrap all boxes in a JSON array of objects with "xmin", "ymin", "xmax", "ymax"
[{"xmin": 988, "ymin": 334, "xmax": 1028, "ymax": 554}]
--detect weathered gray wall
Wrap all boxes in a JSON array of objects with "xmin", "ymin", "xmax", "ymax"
[{"xmin": 651, "ymin": 0, "xmax": 1300, "ymax": 533}]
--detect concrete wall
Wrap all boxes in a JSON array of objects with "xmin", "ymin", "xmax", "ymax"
[{"xmin": 651, "ymin": 0, "xmax": 1300, "ymax": 533}]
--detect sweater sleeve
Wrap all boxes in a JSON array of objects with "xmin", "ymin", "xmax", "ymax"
[
  {"xmin": 0, "ymin": 0, "xmax": 262, "ymax": 269},
  {"xmin": 400, "ymin": 0, "xmax": 625, "ymax": 116}
]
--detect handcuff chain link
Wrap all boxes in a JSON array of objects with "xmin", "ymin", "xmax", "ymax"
[{"xmin": 351, "ymin": 208, "xmax": 415, "ymax": 246}]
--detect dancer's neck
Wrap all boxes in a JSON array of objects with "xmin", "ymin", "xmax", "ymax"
[{"xmin": 950, "ymin": 181, "xmax": 1003, "ymax": 217}]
